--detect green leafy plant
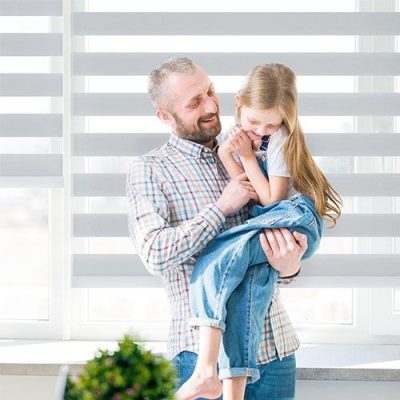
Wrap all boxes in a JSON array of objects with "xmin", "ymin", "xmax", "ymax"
[{"xmin": 64, "ymin": 334, "xmax": 177, "ymax": 400}]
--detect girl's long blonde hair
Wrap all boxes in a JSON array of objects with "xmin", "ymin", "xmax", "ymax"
[{"xmin": 236, "ymin": 64, "xmax": 342, "ymax": 227}]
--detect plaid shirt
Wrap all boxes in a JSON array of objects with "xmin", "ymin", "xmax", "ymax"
[{"xmin": 126, "ymin": 132, "xmax": 300, "ymax": 363}]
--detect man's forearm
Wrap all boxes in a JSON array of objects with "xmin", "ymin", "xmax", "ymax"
[{"xmin": 133, "ymin": 203, "xmax": 226, "ymax": 276}]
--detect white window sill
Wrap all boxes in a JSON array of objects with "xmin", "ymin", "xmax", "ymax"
[{"xmin": 0, "ymin": 340, "xmax": 399, "ymax": 381}]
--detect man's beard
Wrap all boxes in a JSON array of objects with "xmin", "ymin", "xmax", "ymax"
[{"xmin": 172, "ymin": 112, "xmax": 222, "ymax": 144}]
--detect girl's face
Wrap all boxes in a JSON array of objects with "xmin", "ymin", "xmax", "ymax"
[{"xmin": 239, "ymin": 105, "xmax": 283, "ymax": 141}]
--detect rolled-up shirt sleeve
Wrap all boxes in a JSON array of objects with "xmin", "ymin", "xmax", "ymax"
[
  {"xmin": 277, "ymin": 267, "xmax": 301, "ymax": 286},
  {"xmin": 126, "ymin": 158, "xmax": 226, "ymax": 276}
]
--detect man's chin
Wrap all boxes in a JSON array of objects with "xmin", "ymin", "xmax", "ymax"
[
  {"xmin": 200, "ymin": 121, "xmax": 222, "ymax": 136},
  {"xmin": 194, "ymin": 133, "xmax": 220, "ymax": 145}
]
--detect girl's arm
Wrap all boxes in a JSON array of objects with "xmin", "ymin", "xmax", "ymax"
[
  {"xmin": 240, "ymin": 154, "xmax": 289, "ymax": 206},
  {"xmin": 230, "ymin": 129, "xmax": 289, "ymax": 206},
  {"xmin": 217, "ymin": 126, "xmax": 247, "ymax": 179},
  {"xmin": 218, "ymin": 146, "xmax": 245, "ymax": 179}
]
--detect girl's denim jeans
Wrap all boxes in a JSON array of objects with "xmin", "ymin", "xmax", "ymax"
[
  {"xmin": 172, "ymin": 349, "xmax": 296, "ymax": 400},
  {"xmin": 188, "ymin": 190, "xmax": 323, "ymax": 384}
]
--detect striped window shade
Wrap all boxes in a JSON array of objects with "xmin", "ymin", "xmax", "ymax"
[
  {"xmin": 0, "ymin": 1, "xmax": 63, "ymax": 187},
  {"xmin": 71, "ymin": 5, "xmax": 400, "ymax": 288}
]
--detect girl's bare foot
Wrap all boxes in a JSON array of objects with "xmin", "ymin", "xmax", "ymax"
[{"xmin": 175, "ymin": 372, "xmax": 222, "ymax": 400}]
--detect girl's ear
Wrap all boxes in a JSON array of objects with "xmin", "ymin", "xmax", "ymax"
[
  {"xmin": 234, "ymin": 93, "xmax": 242, "ymax": 108},
  {"xmin": 234, "ymin": 94, "xmax": 242, "ymax": 123}
]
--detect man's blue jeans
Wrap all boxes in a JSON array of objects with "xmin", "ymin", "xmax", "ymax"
[
  {"xmin": 188, "ymin": 194, "xmax": 323, "ymax": 384},
  {"xmin": 172, "ymin": 350, "xmax": 296, "ymax": 400}
]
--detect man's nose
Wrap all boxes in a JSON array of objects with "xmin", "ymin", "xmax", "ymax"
[{"xmin": 204, "ymin": 96, "xmax": 218, "ymax": 114}]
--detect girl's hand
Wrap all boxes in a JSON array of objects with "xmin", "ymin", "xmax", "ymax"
[
  {"xmin": 218, "ymin": 136, "xmax": 235, "ymax": 155},
  {"xmin": 251, "ymin": 137, "xmax": 262, "ymax": 151},
  {"xmin": 228, "ymin": 126, "xmax": 254, "ymax": 158},
  {"xmin": 218, "ymin": 125, "xmax": 242, "ymax": 155}
]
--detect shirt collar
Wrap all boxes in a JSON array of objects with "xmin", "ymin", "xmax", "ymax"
[{"xmin": 168, "ymin": 132, "xmax": 219, "ymax": 160}]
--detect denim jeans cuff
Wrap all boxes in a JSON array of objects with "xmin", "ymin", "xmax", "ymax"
[
  {"xmin": 218, "ymin": 367, "xmax": 260, "ymax": 384},
  {"xmin": 187, "ymin": 317, "xmax": 226, "ymax": 332}
]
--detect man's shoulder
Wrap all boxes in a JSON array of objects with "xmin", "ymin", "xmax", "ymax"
[{"xmin": 128, "ymin": 141, "xmax": 173, "ymax": 171}]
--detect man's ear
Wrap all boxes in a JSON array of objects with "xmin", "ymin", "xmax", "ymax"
[{"xmin": 156, "ymin": 108, "xmax": 173, "ymax": 125}]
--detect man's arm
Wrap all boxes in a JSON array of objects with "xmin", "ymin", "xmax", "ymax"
[
  {"xmin": 259, "ymin": 228, "xmax": 308, "ymax": 285},
  {"xmin": 126, "ymin": 158, "xmax": 226, "ymax": 276}
]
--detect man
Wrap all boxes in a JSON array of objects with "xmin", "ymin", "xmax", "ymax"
[{"xmin": 126, "ymin": 56, "xmax": 308, "ymax": 399}]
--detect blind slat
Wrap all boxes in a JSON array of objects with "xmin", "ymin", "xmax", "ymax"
[
  {"xmin": 0, "ymin": 114, "xmax": 62, "ymax": 137},
  {"xmin": 0, "ymin": 1, "xmax": 62, "ymax": 16},
  {"xmin": 73, "ymin": 12, "xmax": 400, "ymax": 35},
  {"xmin": 306, "ymin": 133, "xmax": 400, "ymax": 156},
  {"xmin": 72, "ymin": 254, "xmax": 400, "ymax": 288},
  {"xmin": 0, "ymin": 74, "xmax": 62, "ymax": 96},
  {"xmin": 74, "ymin": 52, "xmax": 400, "ymax": 76},
  {"xmin": 73, "ymin": 133, "xmax": 168, "ymax": 156},
  {"xmin": 72, "ymin": 133, "xmax": 400, "ymax": 157},
  {"xmin": 73, "ymin": 173, "xmax": 400, "ymax": 197},
  {"xmin": 73, "ymin": 254, "xmax": 400, "ymax": 278},
  {"xmin": 0, "ymin": 155, "xmax": 62, "ymax": 177},
  {"xmin": 73, "ymin": 214, "xmax": 400, "ymax": 237},
  {"xmin": 0, "ymin": 33, "xmax": 62, "ymax": 56},
  {"xmin": 73, "ymin": 93, "xmax": 400, "ymax": 116}
]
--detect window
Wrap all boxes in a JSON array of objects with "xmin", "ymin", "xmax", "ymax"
[
  {"xmin": 1, "ymin": 0, "xmax": 399, "ymax": 344},
  {"xmin": 0, "ymin": 5, "xmax": 63, "ymax": 338},
  {"xmin": 0, "ymin": 188, "xmax": 49, "ymax": 321},
  {"xmin": 394, "ymin": 289, "xmax": 400, "ymax": 311}
]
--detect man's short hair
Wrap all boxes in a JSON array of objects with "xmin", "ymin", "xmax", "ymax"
[{"xmin": 148, "ymin": 56, "xmax": 197, "ymax": 109}]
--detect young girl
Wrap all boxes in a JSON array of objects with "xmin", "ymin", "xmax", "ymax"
[{"xmin": 176, "ymin": 64, "xmax": 342, "ymax": 400}]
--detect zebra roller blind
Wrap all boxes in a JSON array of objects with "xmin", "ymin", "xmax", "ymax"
[
  {"xmin": 71, "ymin": 4, "xmax": 400, "ymax": 288},
  {"xmin": 0, "ymin": 1, "xmax": 63, "ymax": 187}
]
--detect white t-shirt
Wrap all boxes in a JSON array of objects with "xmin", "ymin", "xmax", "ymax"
[{"xmin": 255, "ymin": 126, "xmax": 300, "ymax": 199}]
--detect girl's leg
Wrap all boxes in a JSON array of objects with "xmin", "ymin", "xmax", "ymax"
[
  {"xmin": 175, "ymin": 327, "xmax": 223, "ymax": 400},
  {"xmin": 222, "ymin": 377, "xmax": 247, "ymax": 400},
  {"xmin": 179, "ymin": 260, "xmax": 273, "ymax": 400},
  {"xmin": 185, "ymin": 196, "xmax": 320, "ymax": 397},
  {"xmin": 218, "ymin": 251, "xmax": 279, "ymax": 385},
  {"xmin": 188, "ymin": 230, "xmax": 262, "ymax": 386},
  {"xmin": 172, "ymin": 351, "xmax": 222, "ymax": 400}
]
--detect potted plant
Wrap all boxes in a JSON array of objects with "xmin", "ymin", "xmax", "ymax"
[{"xmin": 63, "ymin": 334, "xmax": 177, "ymax": 400}]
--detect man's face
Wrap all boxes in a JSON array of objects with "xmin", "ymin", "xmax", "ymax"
[{"xmin": 158, "ymin": 66, "xmax": 222, "ymax": 145}]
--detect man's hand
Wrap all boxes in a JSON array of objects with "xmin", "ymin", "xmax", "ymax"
[
  {"xmin": 216, "ymin": 173, "xmax": 259, "ymax": 216},
  {"xmin": 259, "ymin": 228, "xmax": 308, "ymax": 277}
]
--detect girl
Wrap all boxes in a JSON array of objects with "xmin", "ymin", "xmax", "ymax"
[{"xmin": 176, "ymin": 64, "xmax": 342, "ymax": 400}]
